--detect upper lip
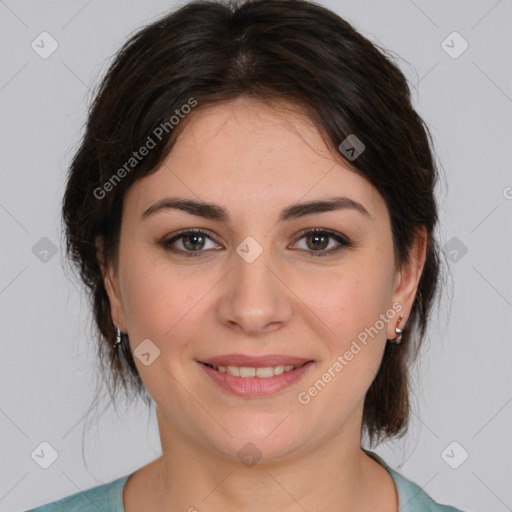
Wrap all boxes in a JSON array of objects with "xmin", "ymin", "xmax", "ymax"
[{"xmin": 198, "ymin": 354, "xmax": 313, "ymax": 367}]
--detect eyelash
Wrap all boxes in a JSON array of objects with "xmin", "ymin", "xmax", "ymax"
[{"xmin": 159, "ymin": 228, "xmax": 352, "ymax": 258}]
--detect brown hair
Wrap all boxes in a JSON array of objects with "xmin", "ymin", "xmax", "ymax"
[{"xmin": 62, "ymin": 0, "xmax": 441, "ymax": 447}]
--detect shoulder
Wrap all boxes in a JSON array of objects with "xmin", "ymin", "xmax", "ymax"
[
  {"xmin": 364, "ymin": 450, "xmax": 467, "ymax": 512},
  {"xmin": 389, "ymin": 467, "xmax": 466, "ymax": 512},
  {"xmin": 25, "ymin": 474, "xmax": 132, "ymax": 512}
]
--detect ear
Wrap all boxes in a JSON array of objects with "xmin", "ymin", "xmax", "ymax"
[
  {"xmin": 95, "ymin": 236, "xmax": 127, "ymax": 331},
  {"xmin": 387, "ymin": 227, "xmax": 428, "ymax": 338}
]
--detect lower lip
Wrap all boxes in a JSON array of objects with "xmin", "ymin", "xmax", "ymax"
[{"xmin": 198, "ymin": 361, "xmax": 314, "ymax": 397}]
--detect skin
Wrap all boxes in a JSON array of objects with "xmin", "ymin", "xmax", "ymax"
[{"xmin": 101, "ymin": 96, "xmax": 427, "ymax": 512}]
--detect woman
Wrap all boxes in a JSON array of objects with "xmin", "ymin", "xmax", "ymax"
[{"xmin": 28, "ymin": 0, "xmax": 466, "ymax": 510}]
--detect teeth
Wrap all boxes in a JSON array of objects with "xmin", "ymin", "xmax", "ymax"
[
  {"xmin": 226, "ymin": 365, "xmax": 239, "ymax": 377},
  {"xmin": 213, "ymin": 364, "xmax": 299, "ymax": 377},
  {"xmin": 255, "ymin": 366, "xmax": 274, "ymax": 378},
  {"xmin": 273, "ymin": 365, "xmax": 285, "ymax": 375},
  {"xmin": 240, "ymin": 367, "xmax": 256, "ymax": 377}
]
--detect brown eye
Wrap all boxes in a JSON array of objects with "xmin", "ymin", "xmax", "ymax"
[
  {"xmin": 181, "ymin": 232, "xmax": 206, "ymax": 251},
  {"xmin": 293, "ymin": 229, "xmax": 352, "ymax": 257},
  {"xmin": 160, "ymin": 229, "xmax": 220, "ymax": 257},
  {"xmin": 305, "ymin": 232, "xmax": 330, "ymax": 251}
]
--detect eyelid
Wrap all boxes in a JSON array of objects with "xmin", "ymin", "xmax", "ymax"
[{"xmin": 292, "ymin": 227, "xmax": 351, "ymax": 245}]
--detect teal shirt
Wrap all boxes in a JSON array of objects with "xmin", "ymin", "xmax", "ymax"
[{"xmin": 27, "ymin": 451, "xmax": 466, "ymax": 511}]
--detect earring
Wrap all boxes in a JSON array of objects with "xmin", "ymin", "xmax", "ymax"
[
  {"xmin": 390, "ymin": 315, "xmax": 404, "ymax": 344},
  {"xmin": 114, "ymin": 327, "xmax": 122, "ymax": 350}
]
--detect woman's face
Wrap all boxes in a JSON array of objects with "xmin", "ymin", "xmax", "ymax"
[{"xmin": 104, "ymin": 97, "xmax": 423, "ymax": 462}]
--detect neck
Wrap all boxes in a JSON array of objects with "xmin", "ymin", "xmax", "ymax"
[{"xmin": 135, "ymin": 409, "xmax": 398, "ymax": 512}]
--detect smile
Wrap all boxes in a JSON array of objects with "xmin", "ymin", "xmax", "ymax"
[{"xmin": 198, "ymin": 359, "xmax": 314, "ymax": 397}]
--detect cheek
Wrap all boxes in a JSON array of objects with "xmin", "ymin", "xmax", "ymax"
[
  {"xmin": 295, "ymin": 271, "xmax": 393, "ymax": 422},
  {"xmin": 298, "ymin": 255, "xmax": 395, "ymax": 395},
  {"xmin": 303, "ymin": 264, "xmax": 394, "ymax": 344},
  {"xmin": 117, "ymin": 257, "xmax": 206, "ymax": 401},
  {"xmin": 117, "ymin": 253, "xmax": 227, "ymax": 387},
  {"xmin": 118, "ymin": 249, "xmax": 195, "ymax": 345}
]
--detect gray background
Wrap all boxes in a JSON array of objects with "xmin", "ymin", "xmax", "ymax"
[{"xmin": 1, "ymin": 1, "xmax": 511, "ymax": 511}]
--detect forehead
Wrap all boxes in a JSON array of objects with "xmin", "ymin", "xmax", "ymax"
[
  {"xmin": 123, "ymin": 97, "xmax": 384, "ymax": 222},
  {"xmin": 170, "ymin": 97, "xmax": 334, "ymax": 169}
]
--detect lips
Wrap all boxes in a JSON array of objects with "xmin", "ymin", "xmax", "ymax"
[{"xmin": 197, "ymin": 354, "xmax": 315, "ymax": 397}]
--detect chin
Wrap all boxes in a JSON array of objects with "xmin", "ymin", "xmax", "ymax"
[{"xmin": 201, "ymin": 419, "xmax": 312, "ymax": 466}]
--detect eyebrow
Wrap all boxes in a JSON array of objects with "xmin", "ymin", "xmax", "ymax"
[{"xmin": 141, "ymin": 196, "xmax": 371, "ymax": 222}]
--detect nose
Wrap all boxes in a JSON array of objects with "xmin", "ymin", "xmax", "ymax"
[{"xmin": 216, "ymin": 243, "xmax": 294, "ymax": 335}]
